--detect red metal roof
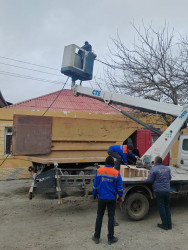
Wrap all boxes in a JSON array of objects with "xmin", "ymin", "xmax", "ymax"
[{"xmin": 7, "ymin": 89, "xmax": 133, "ymax": 114}]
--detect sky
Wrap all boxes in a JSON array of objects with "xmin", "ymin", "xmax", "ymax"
[{"xmin": 0, "ymin": 0, "xmax": 188, "ymax": 104}]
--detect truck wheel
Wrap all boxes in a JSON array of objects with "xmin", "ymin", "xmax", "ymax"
[{"xmin": 125, "ymin": 193, "xmax": 149, "ymax": 221}]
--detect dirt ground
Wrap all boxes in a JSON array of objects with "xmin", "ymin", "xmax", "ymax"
[{"xmin": 0, "ymin": 180, "xmax": 188, "ymax": 250}]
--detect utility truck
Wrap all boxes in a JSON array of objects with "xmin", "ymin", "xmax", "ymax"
[
  {"xmin": 12, "ymin": 43, "xmax": 188, "ymax": 220},
  {"xmin": 70, "ymin": 84, "xmax": 188, "ymax": 220}
]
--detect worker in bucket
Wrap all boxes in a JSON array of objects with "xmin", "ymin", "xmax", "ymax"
[
  {"xmin": 141, "ymin": 156, "xmax": 172, "ymax": 230},
  {"xmin": 78, "ymin": 41, "xmax": 92, "ymax": 67},
  {"xmin": 79, "ymin": 41, "xmax": 92, "ymax": 53},
  {"xmin": 108, "ymin": 144, "xmax": 139, "ymax": 170},
  {"xmin": 92, "ymin": 156, "xmax": 123, "ymax": 245}
]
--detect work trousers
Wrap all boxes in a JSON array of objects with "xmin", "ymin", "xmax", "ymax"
[
  {"xmin": 94, "ymin": 199, "xmax": 116, "ymax": 240},
  {"xmin": 155, "ymin": 191, "xmax": 172, "ymax": 229},
  {"xmin": 108, "ymin": 149, "xmax": 122, "ymax": 170}
]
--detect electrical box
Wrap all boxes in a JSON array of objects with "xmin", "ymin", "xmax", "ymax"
[{"xmin": 61, "ymin": 44, "xmax": 96, "ymax": 81}]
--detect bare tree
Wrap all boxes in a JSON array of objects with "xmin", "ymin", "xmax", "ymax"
[{"xmin": 103, "ymin": 23, "xmax": 188, "ymax": 106}]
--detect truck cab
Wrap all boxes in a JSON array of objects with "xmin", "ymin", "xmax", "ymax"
[{"xmin": 178, "ymin": 134, "xmax": 188, "ymax": 170}]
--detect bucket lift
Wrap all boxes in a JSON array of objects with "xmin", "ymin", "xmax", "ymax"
[{"xmin": 61, "ymin": 44, "xmax": 97, "ymax": 84}]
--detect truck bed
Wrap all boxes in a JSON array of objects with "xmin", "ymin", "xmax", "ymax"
[
  {"xmin": 12, "ymin": 114, "xmax": 137, "ymax": 164},
  {"xmin": 121, "ymin": 166, "xmax": 188, "ymax": 184}
]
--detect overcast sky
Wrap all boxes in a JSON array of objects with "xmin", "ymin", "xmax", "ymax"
[{"xmin": 0, "ymin": 0, "xmax": 188, "ymax": 104}]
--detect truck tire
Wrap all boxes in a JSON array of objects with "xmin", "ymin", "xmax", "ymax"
[{"xmin": 125, "ymin": 193, "xmax": 149, "ymax": 221}]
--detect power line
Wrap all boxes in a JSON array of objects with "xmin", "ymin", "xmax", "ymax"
[
  {"xmin": 0, "ymin": 62, "xmax": 61, "ymax": 76},
  {"xmin": 0, "ymin": 54, "xmax": 116, "ymax": 72},
  {"xmin": 95, "ymin": 58, "xmax": 117, "ymax": 69},
  {"xmin": 0, "ymin": 55, "xmax": 59, "ymax": 71},
  {"xmin": 42, "ymin": 76, "xmax": 69, "ymax": 116},
  {"xmin": 0, "ymin": 55, "xmax": 116, "ymax": 85},
  {"xmin": 0, "ymin": 55, "xmax": 117, "ymax": 87},
  {"xmin": 0, "ymin": 70, "xmax": 63, "ymax": 85},
  {"xmin": 0, "ymin": 154, "xmax": 9, "ymax": 167},
  {"xmin": 0, "ymin": 77, "xmax": 69, "ymax": 166}
]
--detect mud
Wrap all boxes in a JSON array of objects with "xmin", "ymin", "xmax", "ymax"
[{"xmin": 0, "ymin": 180, "xmax": 188, "ymax": 250}]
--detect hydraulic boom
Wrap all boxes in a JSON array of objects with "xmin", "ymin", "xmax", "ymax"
[{"xmin": 72, "ymin": 85, "xmax": 188, "ymax": 167}]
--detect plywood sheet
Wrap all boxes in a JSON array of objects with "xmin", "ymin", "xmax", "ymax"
[{"xmin": 12, "ymin": 115, "xmax": 52, "ymax": 155}]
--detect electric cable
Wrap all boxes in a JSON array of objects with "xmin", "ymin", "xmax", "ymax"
[
  {"xmin": 0, "ymin": 154, "xmax": 9, "ymax": 167},
  {"xmin": 0, "ymin": 55, "xmax": 59, "ymax": 71},
  {"xmin": 0, "ymin": 56, "xmax": 115, "ymax": 87},
  {"xmin": 0, "ymin": 54, "xmax": 127, "ymax": 168},
  {"xmin": 42, "ymin": 76, "xmax": 69, "ymax": 116},
  {"xmin": 0, "ymin": 77, "xmax": 69, "ymax": 166},
  {"xmin": 95, "ymin": 58, "xmax": 119, "ymax": 69},
  {"xmin": 0, "ymin": 62, "xmax": 62, "ymax": 76},
  {"xmin": 0, "ymin": 55, "xmax": 113, "ymax": 71},
  {"xmin": 0, "ymin": 70, "xmax": 63, "ymax": 85}
]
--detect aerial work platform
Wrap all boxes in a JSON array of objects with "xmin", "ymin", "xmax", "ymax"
[{"xmin": 61, "ymin": 43, "xmax": 96, "ymax": 82}]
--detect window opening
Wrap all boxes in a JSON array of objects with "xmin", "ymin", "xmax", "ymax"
[
  {"xmin": 182, "ymin": 139, "xmax": 188, "ymax": 151},
  {"xmin": 5, "ymin": 127, "xmax": 12, "ymax": 154}
]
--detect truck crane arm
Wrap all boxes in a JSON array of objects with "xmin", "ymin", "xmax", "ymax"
[
  {"xmin": 72, "ymin": 85, "xmax": 183, "ymax": 116},
  {"xmin": 72, "ymin": 85, "xmax": 188, "ymax": 167}
]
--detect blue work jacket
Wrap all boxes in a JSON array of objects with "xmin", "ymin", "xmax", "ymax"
[
  {"xmin": 93, "ymin": 165, "xmax": 123, "ymax": 200},
  {"xmin": 109, "ymin": 145, "xmax": 136, "ymax": 164},
  {"xmin": 144, "ymin": 164, "xmax": 171, "ymax": 192}
]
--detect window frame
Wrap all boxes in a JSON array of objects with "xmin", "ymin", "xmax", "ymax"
[
  {"xmin": 4, "ymin": 127, "xmax": 13, "ymax": 155},
  {"xmin": 182, "ymin": 139, "xmax": 188, "ymax": 151}
]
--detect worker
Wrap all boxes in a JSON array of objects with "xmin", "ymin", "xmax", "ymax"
[
  {"xmin": 78, "ymin": 41, "xmax": 92, "ymax": 72},
  {"xmin": 78, "ymin": 41, "xmax": 92, "ymax": 58},
  {"xmin": 82, "ymin": 41, "xmax": 92, "ymax": 51},
  {"xmin": 73, "ymin": 41, "xmax": 93, "ymax": 85},
  {"xmin": 92, "ymin": 156, "xmax": 123, "ymax": 245},
  {"xmin": 108, "ymin": 144, "xmax": 139, "ymax": 170},
  {"xmin": 141, "ymin": 156, "xmax": 172, "ymax": 230}
]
